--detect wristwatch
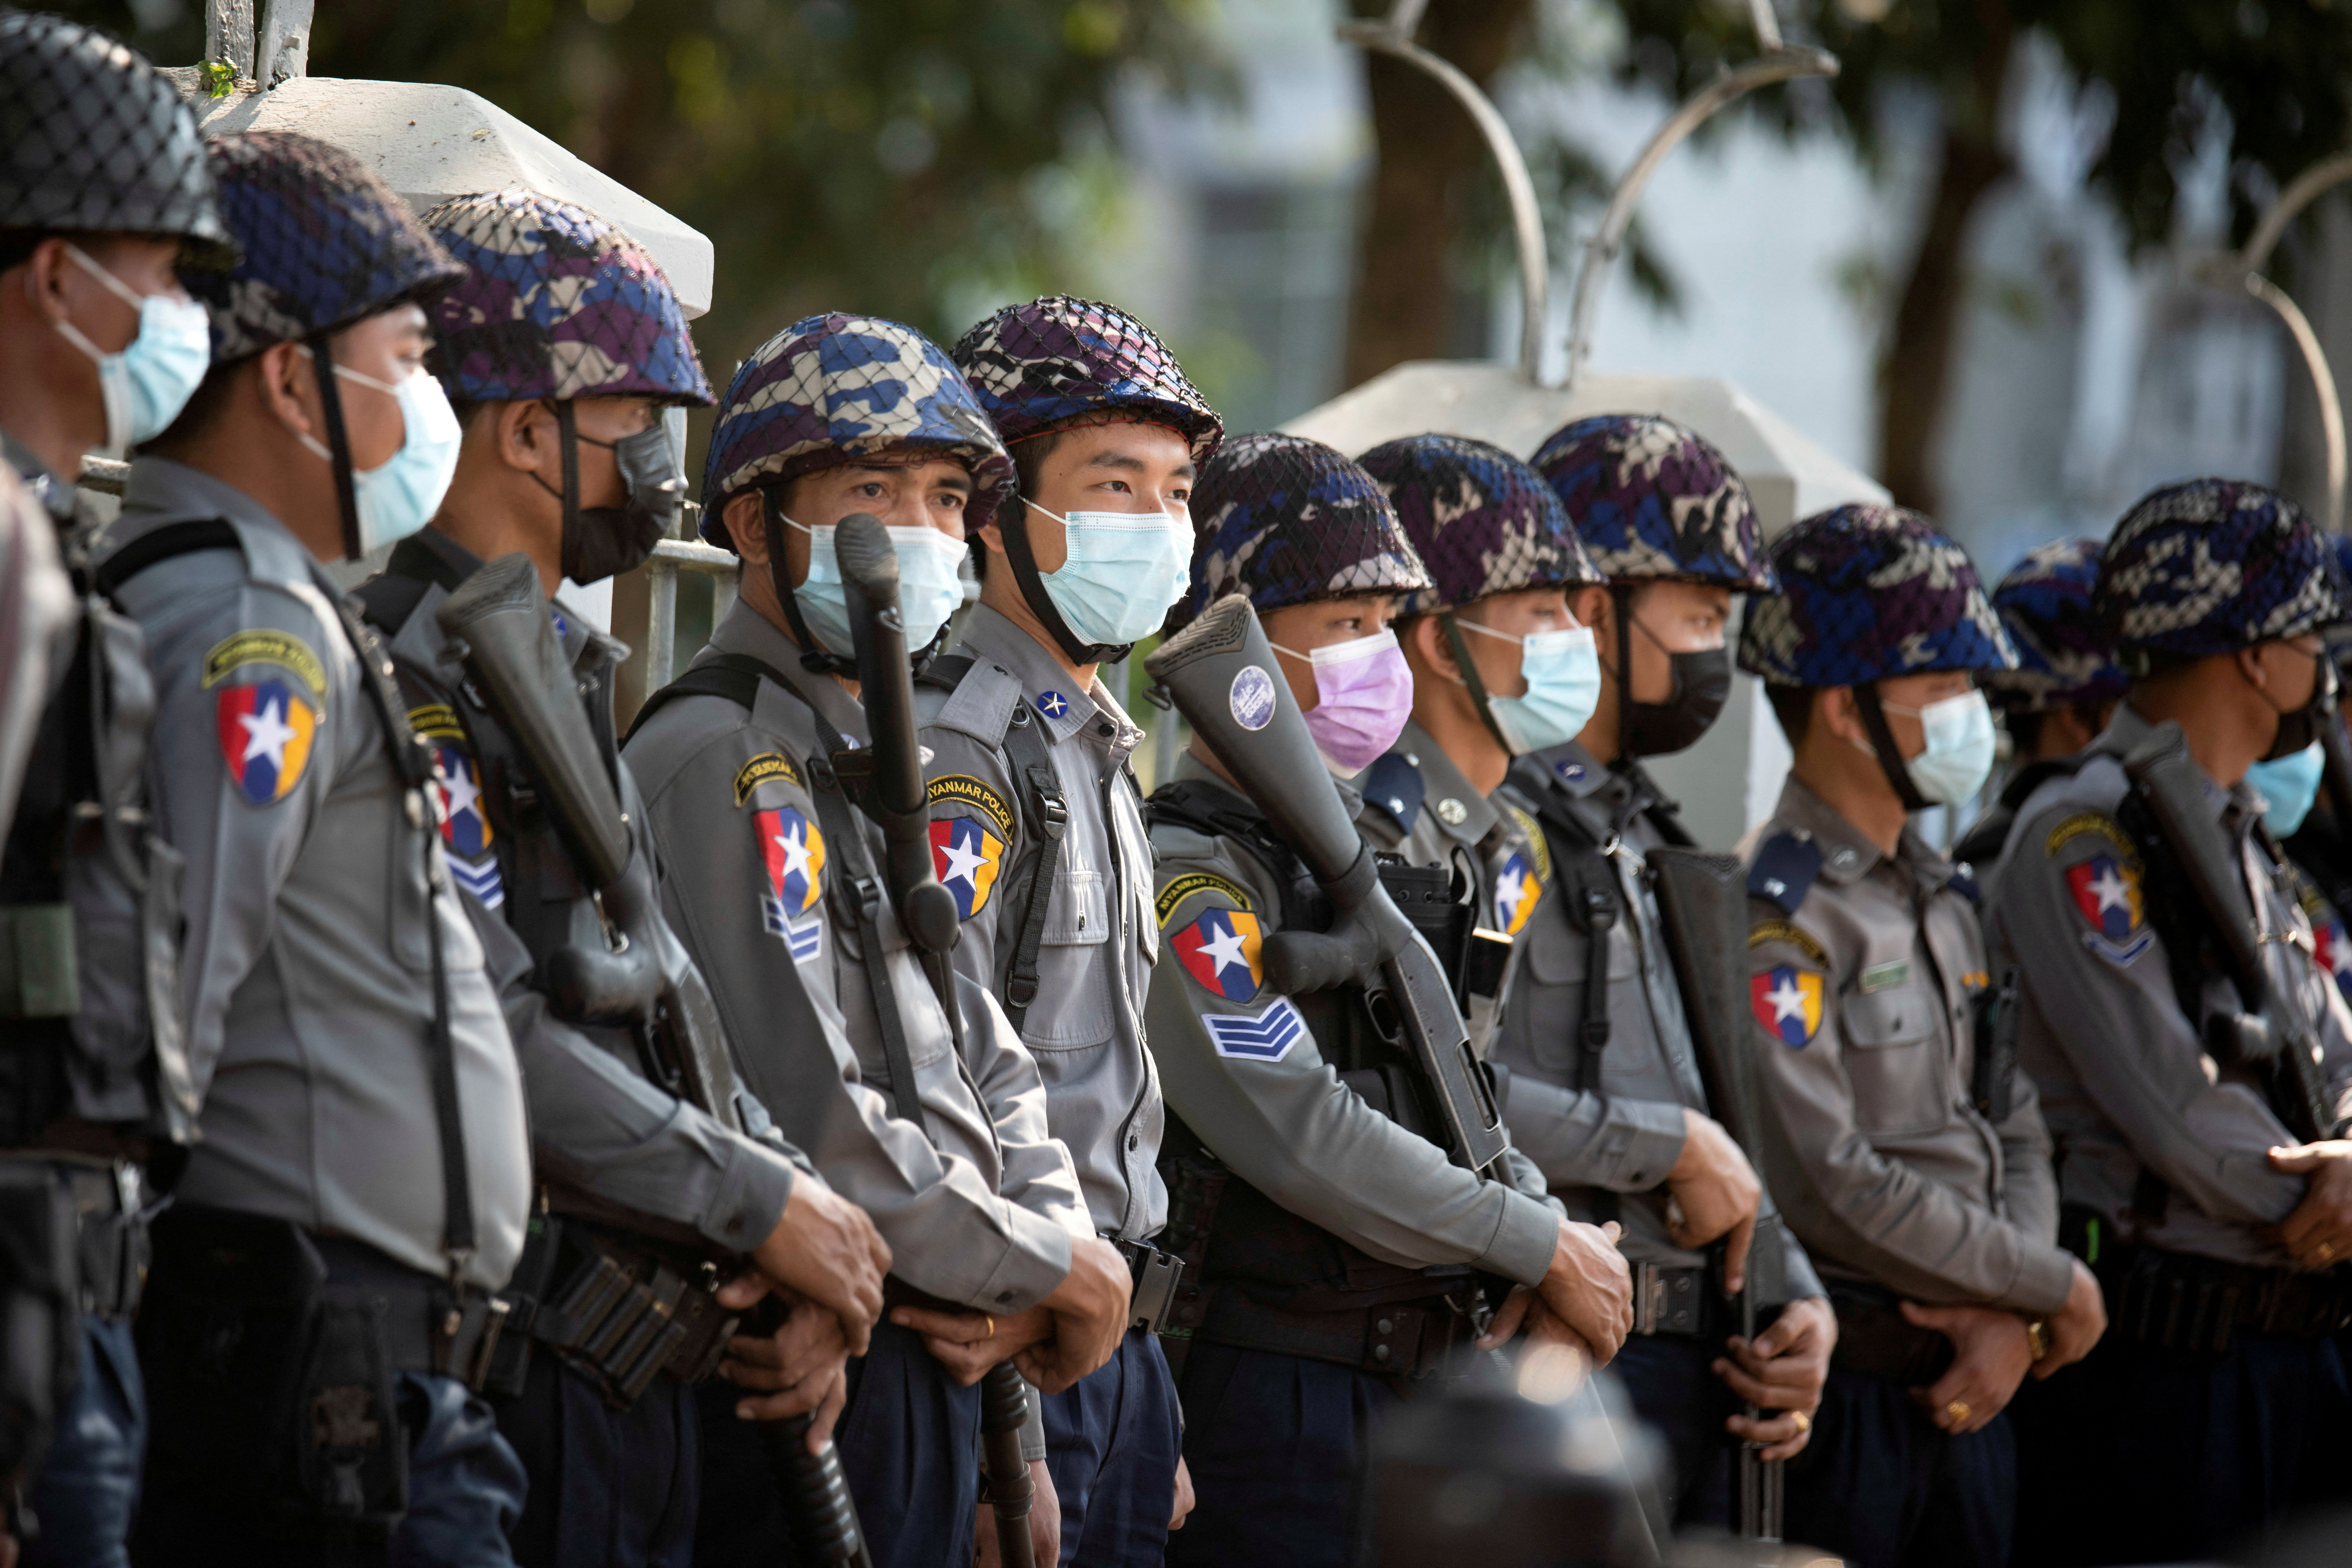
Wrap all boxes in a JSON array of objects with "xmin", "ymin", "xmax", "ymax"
[{"xmin": 2025, "ymin": 1318, "xmax": 2051, "ymax": 1362}]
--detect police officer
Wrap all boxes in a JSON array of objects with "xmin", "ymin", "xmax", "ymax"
[
  {"xmin": 1953, "ymin": 539, "xmax": 2128, "ymax": 869},
  {"xmin": 1990, "ymin": 480, "xmax": 2352, "ymax": 1566},
  {"xmin": 1496, "ymin": 414, "xmax": 1834, "ymax": 1528},
  {"xmin": 1346, "ymin": 435, "xmax": 1604, "ymax": 981},
  {"xmin": 625, "ymin": 312, "xmax": 1130, "ymax": 1568},
  {"xmin": 920, "ymin": 295, "xmax": 1217, "ymax": 1565},
  {"xmin": 1736, "ymin": 504, "xmax": 2105, "ymax": 1568},
  {"xmin": 358, "ymin": 195, "xmax": 889, "ymax": 1568},
  {"xmin": 1142, "ymin": 432, "xmax": 1633, "ymax": 1566},
  {"xmin": 0, "ymin": 15, "xmax": 228, "ymax": 1562}
]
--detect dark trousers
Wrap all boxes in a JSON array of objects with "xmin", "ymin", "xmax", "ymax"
[
  {"xmin": 2011, "ymin": 1328, "xmax": 2352, "ymax": 1566},
  {"xmin": 1164, "ymin": 1342, "xmax": 1395, "ymax": 1568},
  {"xmin": 1610, "ymin": 1332, "xmax": 1737, "ymax": 1532},
  {"xmin": 496, "ymin": 1352, "xmax": 698, "ymax": 1568},
  {"xmin": 21, "ymin": 1313, "xmax": 143, "ymax": 1568},
  {"xmin": 1038, "ymin": 1327, "xmax": 1181, "ymax": 1568},
  {"xmin": 1781, "ymin": 1365, "xmax": 2014, "ymax": 1568},
  {"xmin": 693, "ymin": 1319, "xmax": 979, "ymax": 1568}
]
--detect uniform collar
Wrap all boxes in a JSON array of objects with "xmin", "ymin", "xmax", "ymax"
[
  {"xmin": 956, "ymin": 602, "xmax": 1145, "ymax": 757},
  {"xmin": 705, "ymin": 596, "xmax": 870, "ymax": 741},
  {"xmin": 1771, "ymin": 772, "xmax": 1956, "ymax": 888},
  {"xmin": 1396, "ymin": 718, "xmax": 1497, "ymax": 847},
  {"xmin": 117, "ymin": 454, "xmax": 289, "ymax": 533}
]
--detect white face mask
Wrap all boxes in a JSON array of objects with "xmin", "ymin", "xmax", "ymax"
[
  {"xmin": 777, "ymin": 512, "xmax": 969, "ymax": 655},
  {"xmin": 46, "ymin": 243, "xmax": 212, "ymax": 452},
  {"xmin": 1455, "ymin": 616, "xmax": 1604, "ymax": 755},
  {"xmin": 1025, "ymin": 500, "xmax": 1193, "ymax": 648},
  {"xmin": 293, "ymin": 359, "xmax": 462, "ymax": 556},
  {"xmin": 1867, "ymin": 689, "xmax": 1998, "ymax": 807}
]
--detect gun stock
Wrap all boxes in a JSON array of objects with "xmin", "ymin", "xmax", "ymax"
[
  {"xmin": 1145, "ymin": 596, "xmax": 1508, "ymax": 1173},
  {"xmin": 980, "ymin": 1361, "xmax": 1036, "ymax": 1568}
]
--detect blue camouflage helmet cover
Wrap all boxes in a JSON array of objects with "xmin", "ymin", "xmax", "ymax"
[
  {"xmin": 1356, "ymin": 433, "xmax": 1604, "ymax": 615},
  {"xmin": 1170, "ymin": 432, "xmax": 1430, "ymax": 633},
  {"xmin": 699, "ymin": 311, "xmax": 1014, "ymax": 547},
  {"xmin": 1531, "ymin": 413, "xmax": 1774, "ymax": 591},
  {"xmin": 1737, "ymin": 503, "xmax": 2016, "ymax": 686},
  {"xmin": 1982, "ymin": 538, "xmax": 2128, "ymax": 712},
  {"xmin": 2095, "ymin": 478, "xmax": 2340, "ymax": 657},
  {"xmin": 192, "ymin": 131, "xmax": 464, "ymax": 363},
  {"xmin": 949, "ymin": 294, "xmax": 1222, "ymax": 464},
  {"xmin": 420, "ymin": 191, "xmax": 712, "ymax": 407}
]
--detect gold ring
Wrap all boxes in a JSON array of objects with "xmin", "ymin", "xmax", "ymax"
[
  {"xmin": 984, "ymin": 1315, "xmax": 996, "ymax": 1339},
  {"xmin": 1789, "ymin": 1411, "xmax": 1811, "ymax": 1435},
  {"xmin": 2320, "ymin": 1242, "xmax": 2336, "ymax": 1263},
  {"xmin": 1946, "ymin": 1400, "xmax": 1971, "ymax": 1426}
]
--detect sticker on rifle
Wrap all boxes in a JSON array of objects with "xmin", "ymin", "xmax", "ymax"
[
  {"xmin": 1203, "ymin": 998, "xmax": 1305, "ymax": 1063},
  {"xmin": 1173, "ymin": 907, "xmax": 1264, "ymax": 1002},
  {"xmin": 1228, "ymin": 665, "xmax": 1277, "ymax": 731},
  {"xmin": 1751, "ymin": 965, "xmax": 1824, "ymax": 1048},
  {"xmin": 733, "ymin": 752, "xmax": 799, "ymax": 806},
  {"xmin": 927, "ymin": 774, "xmax": 1013, "ymax": 839}
]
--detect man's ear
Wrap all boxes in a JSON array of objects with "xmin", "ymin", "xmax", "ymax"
[
  {"xmin": 724, "ymin": 491, "xmax": 767, "ymax": 567},
  {"xmin": 1405, "ymin": 614, "xmax": 1458, "ymax": 683},
  {"xmin": 1570, "ymin": 584, "xmax": 1613, "ymax": 637},
  {"xmin": 255, "ymin": 340, "xmax": 314, "ymax": 440},
  {"xmin": 494, "ymin": 399, "xmax": 553, "ymax": 476},
  {"xmin": 1817, "ymin": 685, "xmax": 1863, "ymax": 745}
]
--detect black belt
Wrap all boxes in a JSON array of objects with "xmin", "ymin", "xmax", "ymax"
[
  {"xmin": 310, "ymin": 1237, "xmax": 510, "ymax": 1392},
  {"xmin": 1825, "ymin": 1283, "xmax": 1954, "ymax": 1386},
  {"xmin": 1629, "ymin": 1263, "xmax": 1723, "ymax": 1341},
  {"xmin": 497, "ymin": 1219, "xmax": 736, "ymax": 1409},
  {"xmin": 1179, "ymin": 1287, "xmax": 1479, "ymax": 1380},
  {"xmin": 1109, "ymin": 1237, "xmax": 1184, "ymax": 1333},
  {"xmin": 2096, "ymin": 1241, "xmax": 2352, "ymax": 1353},
  {"xmin": 0, "ymin": 1153, "xmax": 150, "ymax": 1321}
]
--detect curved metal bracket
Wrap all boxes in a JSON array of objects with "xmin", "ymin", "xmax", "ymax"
[
  {"xmin": 1559, "ymin": 43, "xmax": 1837, "ymax": 391},
  {"xmin": 1338, "ymin": 3, "xmax": 1550, "ymax": 382}
]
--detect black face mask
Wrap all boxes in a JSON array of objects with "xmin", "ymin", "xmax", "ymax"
[
  {"xmin": 1626, "ymin": 645, "xmax": 1732, "ymax": 757},
  {"xmin": 543, "ymin": 403, "xmax": 686, "ymax": 585},
  {"xmin": 2263, "ymin": 651, "xmax": 2339, "ymax": 761}
]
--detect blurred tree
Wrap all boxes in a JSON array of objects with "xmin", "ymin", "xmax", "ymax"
[
  {"xmin": 50, "ymin": 0, "xmax": 1218, "ymax": 411},
  {"xmin": 1606, "ymin": 0, "xmax": 2352, "ymax": 515}
]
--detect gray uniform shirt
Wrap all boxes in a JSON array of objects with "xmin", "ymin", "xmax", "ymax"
[
  {"xmin": 1745, "ymin": 774, "xmax": 2073, "ymax": 1315},
  {"xmin": 627, "ymin": 600, "xmax": 1083, "ymax": 1312},
  {"xmin": 1987, "ymin": 704, "xmax": 2352, "ymax": 1268},
  {"xmin": 917, "ymin": 604, "xmax": 1165, "ymax": 1244},
  {"xmin": 1145, "ymin": 757, "xmax": 1564, "ymax": 1285},
  {"xmin": 1497, "ymin": 744, "xmax": 1822, "ymax": 1299},
  {"xmin": 107, "ymin": 458, "xmax": 530, "ymax": 1288},
  {"xmin": 373, "ymin": 559, "xmax": 804, "ymax": 1256}
]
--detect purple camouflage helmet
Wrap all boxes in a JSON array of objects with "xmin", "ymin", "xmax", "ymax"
[
  {"xmin": 1982, "ymin": 539, "xmax": 2127, "ymax": 712},
  {"xmin": 1356, "ymin": 433, "xmax": 1604, "ymax": 615},
  {"xmin": 1737, "ymin": 504, "xmax": 2016, "ymax": 687},
  {"xmin": 1531, "ymin": 413, "xmax": 1774, "ymax": 591},
  {"xmin": 699, "ymin": 312, "xmax": 1014, "ymax": 548},
  {"xmin": 949, "ymin": 294, "xmax": 1221, "ymax": 463},
  {"xmin": 2095, "ymin": 478, "xmax": 2340, "ymax": 661},
  {"xmin": 420, "ymin": 191, "xmax": 712, "ymax": 407},
  {"xmin": 1172, "ymin": 432, "xmax": 1429, "ymax": 634}
]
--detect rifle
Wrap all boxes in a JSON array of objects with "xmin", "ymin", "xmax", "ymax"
[
  {"xmin": 1145, "ymin": 595, "xmax": 1509, "ymax": 1173},
  {"xmin": 434, "ymin": 554, "xmax": 876, "ymax": 1567},
  {"xmin": 2119, "ymin": 721, "xmax": 2332, "ymax": 1144},
  {"xmin": 1646, "ymin": 846, "xmax": 1786, "ymax": 1543},
  {"xmin": 828, "ymin": 516, "xmax": 1034, "ymax": 1568}
]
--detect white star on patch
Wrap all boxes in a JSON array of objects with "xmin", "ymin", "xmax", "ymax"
[
  {"xmin": 1764, "ymin": 976, "xmax": 1808, "ymax": 1024},
  {"xmin": 2330, "ymin": 937, "xmax": 2352, "ymax": 980},
  {"xmin": 938, "ymin": 831, "xmax": 987, "ymax": 889},
  {"xmin": 437, "ymin": 757, "xmax": 482, "ymax": 825},
  {"xmin": 773, "ymin": 820, "xmax": 816, "ymax": 886},
  {"xmin": 1198, "ymin": 920, "xmax": 1250, "ymax": 977},
  {"xmin": 239, "ymin": 697, "xmax": 297, "ymax": 771},
  {"xmin": 1039, "ymin": 692, "xmax": 1068, "ymax": 719},
  {"xmin": 2085, "ymin": 864, "xmax": 2131, "ymax": 916},
  {"xmin": 1494, "ymin": 865, "xmax": 1526, "ymax": 917}
]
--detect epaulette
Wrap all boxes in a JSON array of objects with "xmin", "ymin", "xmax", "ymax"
[
  {"xmin": 1360, "ymin": 751, "xmax": 1423, "ymax": 837},
  {"xmin": 1747, "ymin": 830, "xmax": 1822, "ymax": 916},
  {"xmin": 1946, "ymin": 865, "xmax": 1982, "ymax": 904},
  {"xmin": 921, "ymin": 653, "xmax": 1024, "ymax": 749}
]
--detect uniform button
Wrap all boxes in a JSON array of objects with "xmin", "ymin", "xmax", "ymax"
[
  {"xmin": 1436, "ymin": 798, "xmax": 1467, "ymax": 826},
  {"xmin": 1372, "ymin": 1344, "xmax": 1391, "ymax": 1362},
  {"xmin": 1377, "ymin": 1318, "xmax": 1394, "ymax": 1335},
  {"xmin": 1128, "ymin": 1133, "xmax": 1139, "ymax": 1151},
  {"xmin": 1097, "ymin": 721, "xmax": 1115, "ymax": 737}
]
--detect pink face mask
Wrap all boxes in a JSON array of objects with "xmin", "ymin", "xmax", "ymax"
[{"xmin": 1272, "ymin": 629, "xmax": 1414, "ymax": 775}]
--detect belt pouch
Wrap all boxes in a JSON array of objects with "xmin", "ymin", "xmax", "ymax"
[
  {"xmin": 0, "ymin": 1165, "xmax": 79, "ymax": 1481},
  {"xmin": 482, "ymin": 1211, "xmax": 563, "ymax": 1401},
  {"xmin": 289, "ymin": 1289, "xmax": 407, "ymax": 1529}
]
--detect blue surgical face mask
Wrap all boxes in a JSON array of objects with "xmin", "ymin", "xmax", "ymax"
[
  {"xmin": 1028, "ymin": 500, "xmax": 1192, "ymax": 648},
  {"xmin": 49, "ymin": 242, "xmax": 212, "ymax": 451},
  {"xmin": 780, "ymin": 512, "xmax": 970, "ymax": 656},
  {"xmin": 296, "ymin": 360, "xmax": 463, "ymax": 555},
  {"xmin": 2247, "ymin": 741, "xmax": 2325, "ymax": 837},
  {"xmin": 1458, "ymin": 617, "xmax": 1603, "ymax": 755},
  {"xmin": 1875, "ymin": 689, "xmax": 1998, "ymax": 807}
]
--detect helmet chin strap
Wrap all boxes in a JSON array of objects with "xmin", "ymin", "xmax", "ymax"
[
  {"xmin": 1437, "ymin": 609, "xmax": 1516, "ymax": 757},
  {"xmin": 1852, "ymin": 682, "xmax": 1930, "ymax": 813},
  {"xmin": 999, "ymin": 498, "xmax": 1133, "ymax": 667},
  {"xmin": 308, "ymin": 335, "xmax": 363, "ymax": 561},
  {"xmin": 760, "ymin": 487, "xmax": 853, "ymax": 677}
]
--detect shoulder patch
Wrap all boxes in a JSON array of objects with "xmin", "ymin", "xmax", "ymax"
[
  {"xmin": 1156, "ymin": 871, "xmax": 1254, "ymax": 927},
  {"xmin": 1493, "ymin": 842, "xmax": 1544, "ymax": 936},
  {"xmin": 2064, "ymin": 846, "xmax": 2153, "ymax": 966},
  {"xmin": 406, "ymin": 703, "xmax": 463, "ymax": 741},
  {"xmin": 1202, "ymin": 997, "xmax": 1306, "ymax": 1063},
  {"xmin": 216, "ymin": 682, "xmax": 318, "ymax": 805},
  {"xmin": 929, "ymin": 815, "xmax": 1006, "ymax": 919},
  {"xmin": 733, "ymin": 752, "xmax": 800, "ymax": 807},
  {"xmin": 1747, "ymin": 831, "xmax": 1823, "ymax": 916},
  {"xmin": 204, "ymin": 629, "xmax": 326, "ymax": 697},
  {"xmin": 1506, "ymin": 805, "xmax": 1553, "ymax": 883},
  {"xmin": 1751, "ymin": 966, "xmax": 1825, "ymax": 1048},
  {"xmin": 2046, "ymin": 810, "xmax": 2129, "ymax": 860},
  {"xmin": 754, "ymin": 806, "xmax": 826, "ymax": 963},
  {"xmin": 423, "ymin": 733, "xmax": 501, "ymax": 908},
  {"xmin": 2300, "ymin": 888, "xmax": 2352, "ymax": 1007},
  {"xmin": 1747, "ymin": 918, "xmax": 1828, "ymax": 966},
  {"xmin": 1361, "ymin": 752, "xmax": 1423, "ymax": 836},
  {"xmin": 928, "ymin": 773, "xmax": 1014, "ymax": 839},
  {"xmin": 1946, "ymin": 866, "xmax": 1982, "ymax": 905},
  {"xmin": 1173, "ymin": 907, "xmax": 1265, "ymax": 1002}
]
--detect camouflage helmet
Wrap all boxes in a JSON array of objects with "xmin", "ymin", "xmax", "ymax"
[
  {"xmin": 1737, "ymin": 503, "xmax": 2016, "ymax": 687},
  {"xmin": 699, "ymin": 311, "xmax": 1014, "ymax": 547},
  {"xmin": 1356, "ymin": 433, "xmax": 1605, "ymax": 616},
  {"xmin": 2095, "ymin": 478, "xmax": 2340, "ymax": 660},
  {"xmin": 1171, "ymin": 432, "xmax": 1429, "ymax": 634},
  {"xmin": 192, "ymin": 131, "xmax": 463, "ymax": 364},
  {"xmin": 1531, "ymin": 413, "xmax": 1773, "ymax": 591},
  {"xmin": 1981, "ymin": 539, "xmax": 2128, "ymax": 712},
  {"xmin": 420, "ymin": 191, "xmax": 712, "ymax": 408},
  {"xmin": 0, "ymin": 12, "xmax": 233, "ymax": 268},
  {"xmin": 950, "ymin": 294, "xmax": 1221, "ymax": 464}
]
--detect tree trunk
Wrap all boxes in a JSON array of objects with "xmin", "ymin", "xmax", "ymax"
[{"xmin": 1342, "ymin": 0, "xmax": 1534, "ymax": 390}]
